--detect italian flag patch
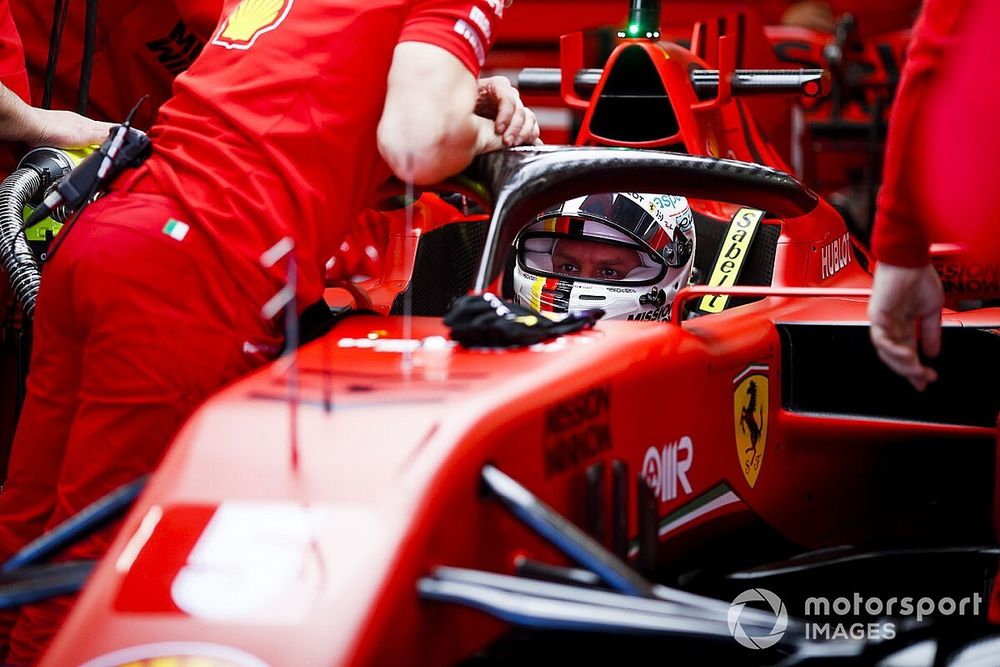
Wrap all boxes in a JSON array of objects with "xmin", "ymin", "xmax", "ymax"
[{"xmin": 162, "ymin": 218, "xmax": 190, "ymax": 241}]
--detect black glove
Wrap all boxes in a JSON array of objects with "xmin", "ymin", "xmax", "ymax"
[{"xmin": 444, "ymin": 292, "xmax": 603, "ymax": 348}]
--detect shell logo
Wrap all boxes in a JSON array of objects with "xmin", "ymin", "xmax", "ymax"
[{"xmin": 212, "ymin": 0, "xmax": 294, "ymax": 50}]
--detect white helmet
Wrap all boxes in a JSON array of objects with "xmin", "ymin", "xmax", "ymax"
[{"xmin": 512, "ymin": 193, "xmax": 696, "ymax": 321}]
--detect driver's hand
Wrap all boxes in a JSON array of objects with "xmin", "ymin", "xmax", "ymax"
[
  {"xmin": 475, "ymin": 76, "xmax": 541, "ymax": 148},
  {"xmin": 868, "ymin": 262, "xmax": 944, "ymax": 392}
]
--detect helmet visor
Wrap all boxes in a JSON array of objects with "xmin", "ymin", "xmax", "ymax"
[{"xmin": 518, "ymin": 223, "xmax": 666, "ymax": 285}]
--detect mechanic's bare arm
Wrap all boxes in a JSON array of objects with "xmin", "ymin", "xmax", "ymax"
[
  {"xmin": 378, "ymin": 42, "xmax": 538, "ymax": 185},
  {"xmin": 0, "ymin": 82, "xmax": 113, "ymax": 148}
]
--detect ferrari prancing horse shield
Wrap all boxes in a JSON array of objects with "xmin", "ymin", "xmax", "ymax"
[{"xmin": 733, "ymin": 366, "xmax": 769, "ymax": 488}]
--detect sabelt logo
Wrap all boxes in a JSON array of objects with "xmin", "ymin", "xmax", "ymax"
[
  {"xmin": 699, "ymin": 208, "xmax": 763, "ymax": 313},
  {"xmin": 212, "ymin": 0, "xmax": 294, "ymax": 50}
]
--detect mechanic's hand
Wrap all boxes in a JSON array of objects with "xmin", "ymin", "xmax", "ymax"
[
  {"xmin": 24, "ymin": 107, "xmax": 114, "ymax": 148},
  {"xmin": 0, "ymin": 83, "xmax": 113, "ymax": 148},
  {"xmin": 475, "ymin": 76, "xmax": 541, "ymax": 148},
  {"xmin": 868, "ymin": 263, "xmax": 944, "ymax": 392},
  {"xmin": 781, "ymin": 1, "xmax": 836, "ymax": 33}
]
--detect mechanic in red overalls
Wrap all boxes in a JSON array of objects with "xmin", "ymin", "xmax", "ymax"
[
  {"xmin": 867, "ymin": 0, "xmax": 982, "ymax": 391},
  {"xmin": 0, "ymin": 0, "xmax": 221, "ymax": 480},
  {"xmin": 0, "ymin": 0, "xmax": 537, "ymax": 661},
  {"xmin": 867, "ymin": 0, "xmax": 1000, "ymax": 626},
  {"xmin": 9, "ymin": 0, "xmax": 222, "ymax": 127},
  {"xmin": 0, "ymin": 1, "xmax": 215, "ymax": 164},
  {"xmin": 0, "ymin": 0, "xmax": 27, "ymax": 106},
  {"xmin": 0, "ymin": 0, "xmax": 108, "ymax": 153},
  {"xmin": 0, "ymin": 0, "xmax": 118, "ymax": 481}
]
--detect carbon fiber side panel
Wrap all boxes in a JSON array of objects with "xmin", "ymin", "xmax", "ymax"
[{"xmin": 390, "ymin": 220, "xmax": 490, "ymax": 317}]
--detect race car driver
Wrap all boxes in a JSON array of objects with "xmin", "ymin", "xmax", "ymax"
[
  {"xmin": 513, "ymin": 192, "xmax": 696, "ymax": 321},
  {"xmin": 0, "ymin": 0, "xmax": 537, "ymax": 661},
  {"xmin": 867, "ymin": 0, "xmax": 981, "ymax": 392}
]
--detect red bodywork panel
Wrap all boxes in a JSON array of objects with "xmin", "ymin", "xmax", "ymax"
[{"xmin": 45, "ymin": 293, "xmax": 996, "ymax": 665}]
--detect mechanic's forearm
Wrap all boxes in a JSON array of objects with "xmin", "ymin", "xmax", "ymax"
[
  {"xmin": 379, "ymin": 42, "xmax": 495, "ymax": 185},
  {"xmin": 415, "ymin": 113, "xmax": 502, "ymax": 182},
  {"xmin": 380, "ymin": 112, "xmax": 497, "ymax": 186},
  {"xmin": 0, "ymin": 82, "xmax": 41, "ymax": 144},
  {"xmin": 0, "ymin": 83, "xmax": 112, "ymax": 148}
]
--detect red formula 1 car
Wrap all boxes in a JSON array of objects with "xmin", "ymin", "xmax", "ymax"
[{"xmin": 0, "ymin": 2, "xmax": 998, "ymax": 666}]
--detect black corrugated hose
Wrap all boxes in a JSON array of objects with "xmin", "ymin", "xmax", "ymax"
[{"xmin": 0, "ymin": 169, "xmax": 45, "ymax": 319}]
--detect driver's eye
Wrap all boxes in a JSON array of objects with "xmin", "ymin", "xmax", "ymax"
[
  {"xmin": 598, "ymin": 267, "xmax": 623, "ymax": 279},
  {"xmin": 558, "ymin": 263, "xmax": 581, "ymax": 275}
]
